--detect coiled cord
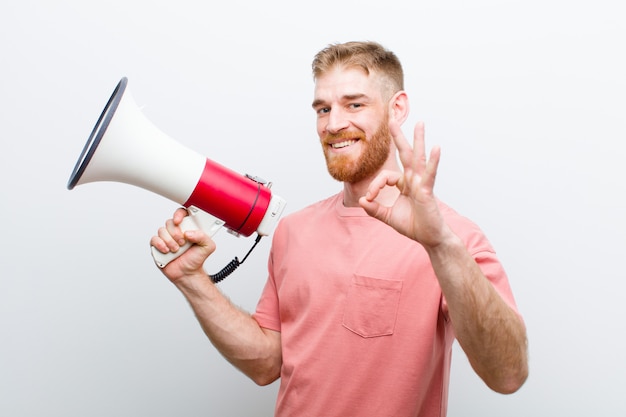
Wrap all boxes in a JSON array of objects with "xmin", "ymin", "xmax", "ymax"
[{"xmin": 209, "ymin": 235, "xmax": 263, "ymax": 284}]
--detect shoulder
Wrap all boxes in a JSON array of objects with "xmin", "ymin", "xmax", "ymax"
[
  {"xmin": 270, "ymin": 192, "xmax": 340, "ymax": 244},
  {"xmin": 279, "ymin": 192, "xmax": 340, "ymax": 227}
]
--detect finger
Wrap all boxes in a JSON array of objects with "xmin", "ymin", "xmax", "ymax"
[
  {"xmin": 360, "ymin": 170, "xmax": 402, "ymax": 221},
  {"xmin": 164, "ymin": 218, "xmax": 186, "ymax": 248},
  {"xmin": 389, "ymin": 118, "xmax": 413, "ymax": 169},
  {"xmin": 153, "ymin": 226, "xmax": 177, "ymax": 253},
  {"xmin": 173, "ymin": 207, "xmax": 189, "ymax": 225},
  {"xmin": 422, "ymin": 146, "xmax": 441, "ymax": 192},
  {"xmin": 184, "ymin": 229, "xmax": 217, "ymax": 256},
  {"xmin": 150, "ymin": 234, "xmax": 170, "ymax": 254},
  {"xmin": 363, "ymin": 170, "xmax": 402, "ymax": 201},
  {"xmin": 359, "ymin": 193, "xmax": 396, "ymax": 224},
  {"xmin": 359, "ymin": 195, "xmax": 383, "ymax": 220},
  {"xmin": 412, "ymin": 122, "xmax": 427, "ymax": 173}
]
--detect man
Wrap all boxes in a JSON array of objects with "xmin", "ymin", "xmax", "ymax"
[{"xmin": 151, "ymin": 41, "xmax": 528, "ymax": 417}]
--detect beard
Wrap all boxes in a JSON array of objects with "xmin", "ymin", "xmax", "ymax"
[{"xmin": 322, "ymin": 120, "xmax": 392, "ymax": 183}]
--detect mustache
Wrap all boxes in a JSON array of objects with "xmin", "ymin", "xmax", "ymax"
[{"xmin": 323, "ymin": 131, "xmax": 367, "ymax": 143}]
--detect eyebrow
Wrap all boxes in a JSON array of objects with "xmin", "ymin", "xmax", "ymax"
[{"xmin": 311, "ymin": 93, "xmax": 369, "ymax": 109}]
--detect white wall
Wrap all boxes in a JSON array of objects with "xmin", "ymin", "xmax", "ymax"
[{"xmin": 1, "ymin": 1, "xmax": 624, "ymax": 415}]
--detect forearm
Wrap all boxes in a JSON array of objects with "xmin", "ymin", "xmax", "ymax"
[
  {"xmin": 425, "ymin": 233, "xmax": 528, "ymax": 393},
  {"xmin": 174, "ymin": 272, "xmax": 282, "ymax": 385}
]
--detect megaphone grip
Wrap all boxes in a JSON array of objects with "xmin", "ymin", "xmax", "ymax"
[{"xmin": 151, "ymin": 207, "xmax": 224, "ymax": 268}]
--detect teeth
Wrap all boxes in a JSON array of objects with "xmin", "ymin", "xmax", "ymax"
[{"xmin": 331, "ymin": 140, "xmax": 357, "ymax": 149}]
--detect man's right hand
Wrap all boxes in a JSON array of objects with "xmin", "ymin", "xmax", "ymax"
[{"xmin": 150, "ymin": 208, "xmax": 217, "ymax": 283}]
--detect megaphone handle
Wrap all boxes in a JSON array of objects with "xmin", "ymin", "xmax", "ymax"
[{"xmin": 151, "ymin": 207, "xmax": 224, "ymax": 268}]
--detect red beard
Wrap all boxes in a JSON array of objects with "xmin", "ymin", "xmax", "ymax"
[{"xmin": 322, "ymin": 121, "xmax": 391, "ymax": 183}]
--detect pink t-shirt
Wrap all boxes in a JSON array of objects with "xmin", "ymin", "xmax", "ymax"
[{"xmin": 254, "ymin": 192, "xmax": 519, "ymax": 417}]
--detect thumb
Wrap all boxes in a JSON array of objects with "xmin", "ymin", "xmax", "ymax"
[
  {"xmin": 359, "ymin": 196, "xmax": 388, "ymax": 222},
  {"xmin": 184, "ymin": 230, "xmax": 217, "ymax": 255}
]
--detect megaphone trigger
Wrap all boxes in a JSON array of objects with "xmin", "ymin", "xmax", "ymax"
[{"xmin": 150, "ymin": 207, "xmax": 225, "ymax": 268}]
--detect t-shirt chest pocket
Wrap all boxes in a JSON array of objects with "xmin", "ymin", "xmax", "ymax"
[{"xmin": 342, "ymin": 275, "xmax": 403, "ymax": 338}]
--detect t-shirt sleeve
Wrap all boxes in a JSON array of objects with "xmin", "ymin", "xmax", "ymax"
[
  {"xmin": 440, "ymin": 249, "xmax": 522, "ymax": 323},
  {"xmin": 252, "ymin": 243, "xmax": 282, "ymax": 332},
  {"xmin": 440, "ymin": 203, "xmax": 523, "ymax": 320},
  {"xmin": 475, "ymin": 250, "xmax": 521, "ymax": 314}
]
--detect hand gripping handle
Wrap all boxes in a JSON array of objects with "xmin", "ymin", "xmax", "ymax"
[{"xmin": 151, "ymin": 206, "xmax": 224, "ymax": 268}]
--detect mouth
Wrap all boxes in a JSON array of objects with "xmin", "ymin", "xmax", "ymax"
[{"xmin": 330, "ymin": 139, "xmax": 359, "ymax": 149}]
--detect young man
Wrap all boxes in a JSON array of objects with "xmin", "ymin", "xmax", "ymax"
[{"xmin": 151, "ymin": 41, "xmax": 528, "ymax": 417}]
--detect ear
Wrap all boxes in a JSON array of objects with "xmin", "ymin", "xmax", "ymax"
[{"xmin": 388, "ymin": 91, "xmax": 409, "ymax": 125}]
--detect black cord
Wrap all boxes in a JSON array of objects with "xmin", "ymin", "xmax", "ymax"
[{"xmin": 209, "ymin": 235, "xmax": 263, "ymax": 284}]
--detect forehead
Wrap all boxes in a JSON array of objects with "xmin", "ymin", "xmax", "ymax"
[{"xmin": 313, "ymin": 66, "xmax": 384, "ymax": 103}]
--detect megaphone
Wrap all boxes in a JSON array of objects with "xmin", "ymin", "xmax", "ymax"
[{"xmin": 68, "ymin": 77, "xmax": 286, "ymax": 280}]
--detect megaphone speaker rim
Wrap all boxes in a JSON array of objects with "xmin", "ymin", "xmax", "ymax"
[{"xmin": 67, "ymin": 77, "xmax": 128, "ymax": 190}]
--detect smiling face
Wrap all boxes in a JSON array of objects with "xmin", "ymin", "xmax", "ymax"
[{"xmin": 312, "ymin": 66, "xmax": 394, "ymax": 184}]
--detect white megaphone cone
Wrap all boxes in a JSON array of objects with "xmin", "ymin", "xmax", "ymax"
[{"xmin": 68, "ymin": 78, "xmax": 286, "ymax": 280}]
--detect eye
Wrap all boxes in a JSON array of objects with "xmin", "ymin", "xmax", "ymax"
[
  {"xmin": 316, "ymin": 107, "xmax": 330, "ymax": 115},
  {"xmin": 349, "ymin": 103, "xmax": 362, "ymax": 110}
]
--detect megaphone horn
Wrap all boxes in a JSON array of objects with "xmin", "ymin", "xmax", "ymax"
[{"xmin": 68, "ymin": 77, "xmax": 286, "ymax": 279}]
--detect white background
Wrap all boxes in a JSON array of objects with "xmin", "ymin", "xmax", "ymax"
[{"xmin": 1, "ymin": 1, "xmax": 625, "ymax": 415}]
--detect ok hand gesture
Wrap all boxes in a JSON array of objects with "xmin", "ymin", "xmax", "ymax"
[{"xmin": 359, "ymin": 121, "xmax": 452, "ymax": 249}]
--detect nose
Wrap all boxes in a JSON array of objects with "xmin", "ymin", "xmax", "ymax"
[{"xmin": 325, "ymin": 109, "xmax": 350, "ymax": 135}]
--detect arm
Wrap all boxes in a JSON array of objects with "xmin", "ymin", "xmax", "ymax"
[
  {"xmin": 150, "ymin": 208, "xmax": 282, "ymax": 386},
  {"xmin": 425, "ymin": 233, "xmax": 528, "ymax": 393},
  {"xmin": 360, "ymin": 121, "xmax": 528, "ymax": 393}
]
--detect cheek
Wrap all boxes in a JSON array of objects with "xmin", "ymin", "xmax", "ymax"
[{"xmin": 316, "ymin": 121, "xmax": 326, "ymax": 140}]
